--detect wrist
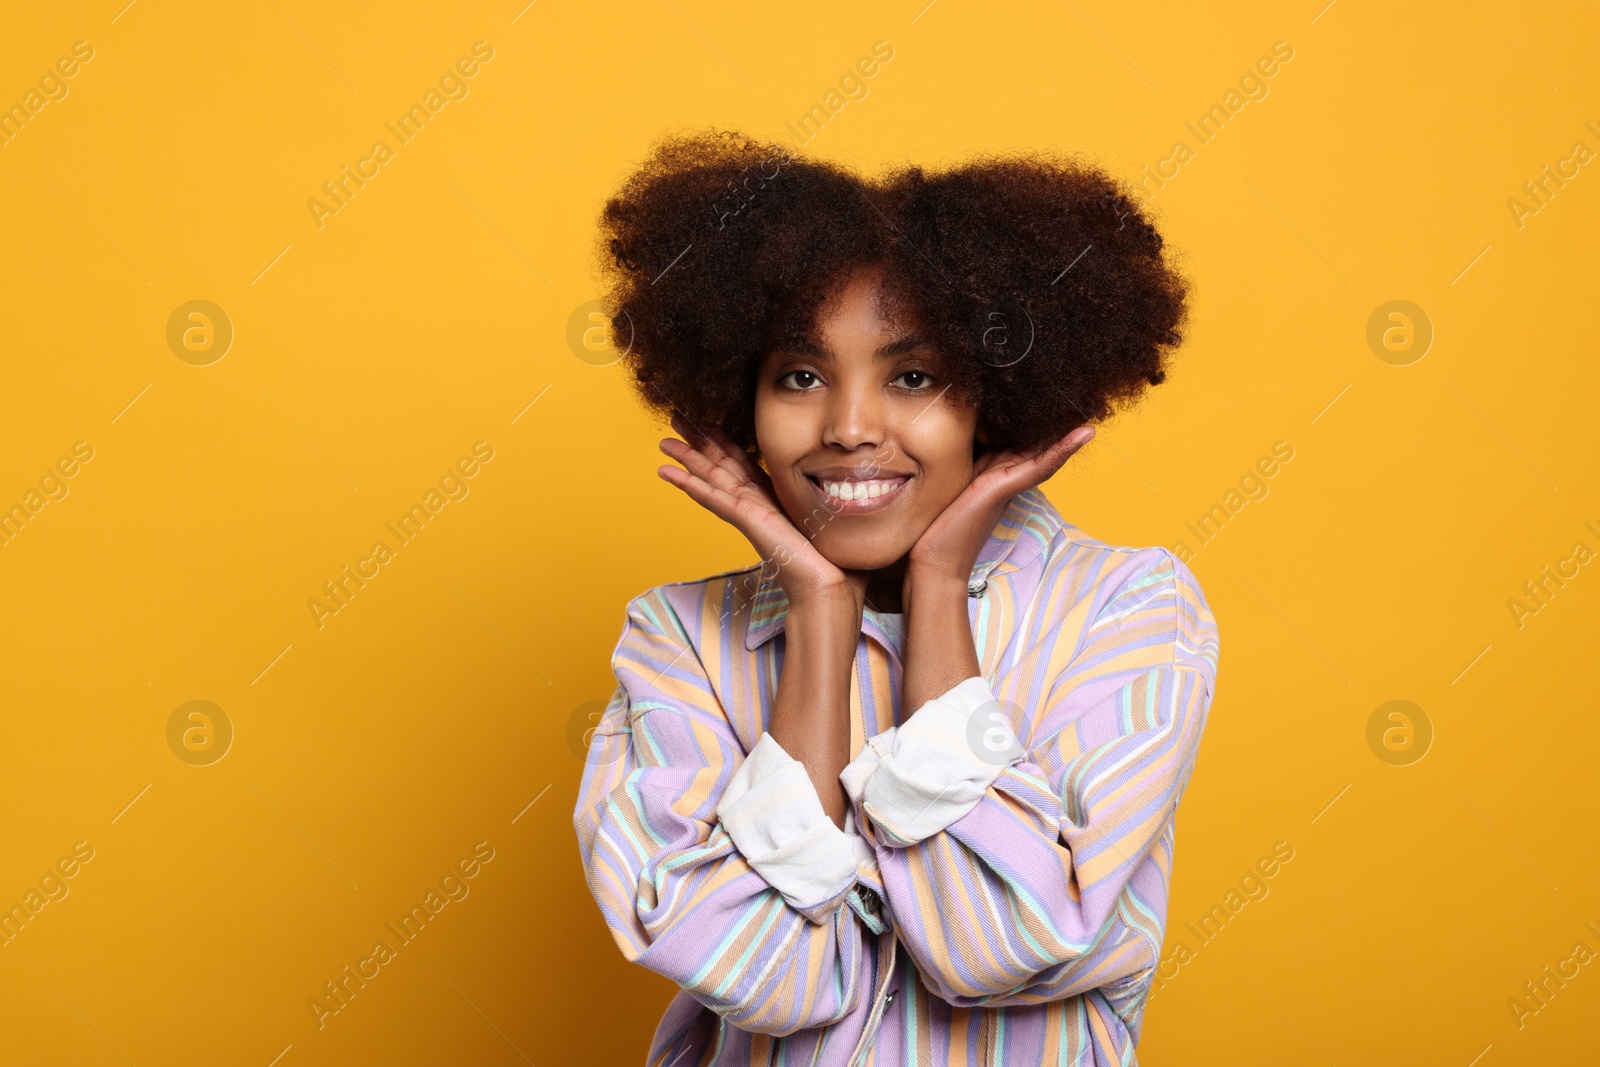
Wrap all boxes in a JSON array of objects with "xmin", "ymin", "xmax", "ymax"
[
  {"xmin": 903, "ymin": 563, "xmax": 973, "ymax": 609},
  {"xmin": 786, "ymin": 574, "xmax": 864, "ymax": 614},
  {"xmin": 785, "ymin": 589, "xmax": 864, "ymax": 642}
]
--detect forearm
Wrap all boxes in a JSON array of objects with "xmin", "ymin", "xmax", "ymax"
[
  {"xmin": 766, "ymin": 595, "xmax": 861, "ymax": 829},
  {"xmin": 901, "ymin": 568, "xmax": 981, "ymax": 713}
]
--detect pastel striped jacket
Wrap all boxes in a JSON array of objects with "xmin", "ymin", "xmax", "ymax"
[{"xmin": 573, "ymin": 487, "xmax": 1219, "ymax": 1065}]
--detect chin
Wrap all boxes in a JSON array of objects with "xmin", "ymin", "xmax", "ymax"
[{"xmin": 811, "ymin": 529, "xmax": 914, "ymax": 573}]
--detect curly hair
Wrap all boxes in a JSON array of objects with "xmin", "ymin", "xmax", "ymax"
[{"xmin": 597, "ymin": 129, "xmax": 1189, "ymax": 454}]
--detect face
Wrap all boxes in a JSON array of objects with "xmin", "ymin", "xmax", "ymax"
[{"xmin": 754, "ymin": 265, "xmax": 981, "ymax": 572}]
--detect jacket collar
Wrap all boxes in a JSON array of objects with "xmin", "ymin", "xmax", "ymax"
[{"xmin": 741, "ymin": 487, "xmax": 1065, "ymax": 651}]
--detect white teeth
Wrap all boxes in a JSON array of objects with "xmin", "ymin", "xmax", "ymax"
[{"xmin": 819, "ymin": 478, "xmax": 902, "ymax": 502}]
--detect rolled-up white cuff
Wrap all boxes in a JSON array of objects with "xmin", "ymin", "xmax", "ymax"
[
  {"xmin": 716, "ymin": 731, "xmax": 860, "ymax": 920},
  {"xmin": 840, "ymin": 676, "xmax": 1023, "ymax": 847}
]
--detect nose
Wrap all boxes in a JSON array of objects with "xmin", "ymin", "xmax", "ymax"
[{"xmin": 821, "ymin": 377, "xmax": 887, "ymax": 452}]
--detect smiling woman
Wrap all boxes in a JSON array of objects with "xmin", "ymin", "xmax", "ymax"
[{"xmin": 573, "ymin": 129, "xmax": 1218, "ymax": 1067}]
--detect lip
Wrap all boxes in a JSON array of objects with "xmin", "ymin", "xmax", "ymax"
[{"xmin": 803, "ymin": 469, "xmax": 912, "ymax": 515}]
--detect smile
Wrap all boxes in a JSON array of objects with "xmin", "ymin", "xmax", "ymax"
[{"xmin": 806, "ymin": 474, "xmax": 910, "ymax": 513}]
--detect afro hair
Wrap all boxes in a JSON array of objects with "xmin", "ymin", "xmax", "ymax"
[{"xmin": 597, "ymin": 129, "xmax": 1189, "ymax": 455}]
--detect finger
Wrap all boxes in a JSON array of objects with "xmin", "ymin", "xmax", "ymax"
[
  {"xmin": 1008, "ymin": 426, "xmax": 1094, "ymax": 488},
  {"xmin": 971, "ymin": 426, "xmax": 1094, "ymax": 500},
  {"xmin": 669, "ymin": 413, "xmax": 706, "ymax": 445},
  {"xmin": 658, "ymin": 465, "xmax": 803, "ymax": 561},
  {"xmin": 1035, "ymin": 425, "xmax": 1095, "ymax": 467},
  {"xmin": 660, "ymin": 437, "xmax": 757, "ymax": 497},
  {"xmin": 668, "ymin": 415, "xmax": 773, "ymax": 493},
  {"xmin": 657, "ymin": 464, "xmax": 748, "ymax": 528},
  {"xmin": 694, "ymin": 423, "xmax": 773, "ymax": 490}
]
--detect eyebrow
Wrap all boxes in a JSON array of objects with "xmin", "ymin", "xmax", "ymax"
[{"xmin": 777, "ymin": 333, "xmax": 934, "ymax": 360}]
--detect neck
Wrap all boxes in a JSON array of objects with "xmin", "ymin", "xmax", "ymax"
[{"xmin": 851, "ymin": 555, "xmax": 910, "ymax": 614}]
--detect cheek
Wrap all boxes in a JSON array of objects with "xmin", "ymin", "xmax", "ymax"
[
  {"xmin": 901, "ymin": 409, "xmax": 977, "ymax": 499},
  {"xmin": 753, "ymin": 396, "xmax": 814, "ymax": 495},
  {"xmin": 754, "ymin": 393, "xmax": 816, "ymax": 461}
]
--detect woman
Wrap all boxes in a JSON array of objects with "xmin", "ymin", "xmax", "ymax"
[{"xmin": 574, "ymin": 130, "xmax": 1218, "ymax": 1065}]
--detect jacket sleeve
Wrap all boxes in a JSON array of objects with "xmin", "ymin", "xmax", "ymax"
[
  {"xmin": 840, "ymin": 548, "xmax": 1218, "ymax": 1011},
  {"xmin": 574, "ymin": 589, "xmax": 888, "ymax": 1036}
]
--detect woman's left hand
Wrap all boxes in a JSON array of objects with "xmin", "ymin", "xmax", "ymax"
[{"xmin": 907, "ymin": 425, "xmax": 1096, "ymax": 588}]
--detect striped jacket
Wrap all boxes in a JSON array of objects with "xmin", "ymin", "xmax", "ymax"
[{"xmin": 573, "ymin": 487, "xmax": 1219, "ymax": 1065}]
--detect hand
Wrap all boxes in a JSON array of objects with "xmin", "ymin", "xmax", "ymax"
[
  {"xmin": 897, "ymin": 426, "xmax": 1096, "ymax": 712},
  {"xmin": 657, "ymin": 416, "xmax": 859, "ymax": 610},
  {"xmin": 907, "ymin": 426, "xmax": 1096, "ymax": 587}
]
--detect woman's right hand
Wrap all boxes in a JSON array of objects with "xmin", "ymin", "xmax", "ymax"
[{"xmin": 657, "ymin": 416, "xmax": 859, "ymax": 611}]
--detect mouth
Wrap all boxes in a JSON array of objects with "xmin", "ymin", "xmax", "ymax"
[{"xmin": 804, "ymin": 471, "xmax": 912, "ymax": 514}]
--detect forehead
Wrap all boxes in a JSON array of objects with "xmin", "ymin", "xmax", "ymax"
[{"xmin": 768, "ymin": 267, "xmax": 926, "ymax": 357}]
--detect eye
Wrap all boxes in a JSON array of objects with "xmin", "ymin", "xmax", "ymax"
[
  {"xmin": 894, "ymin": 369, "xmax": 934, "ymax": 391},
  {"xmin": 778, "ymin": 369, "xmax": 822, "ymax": 391}
]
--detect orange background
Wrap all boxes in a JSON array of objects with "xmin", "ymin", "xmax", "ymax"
[{"xmin": 1, "ymin": 1, "xmax": 1597, "ymax": 1063}]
